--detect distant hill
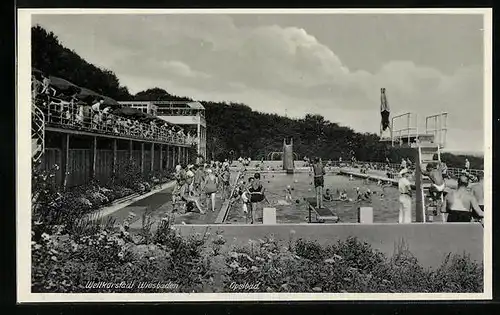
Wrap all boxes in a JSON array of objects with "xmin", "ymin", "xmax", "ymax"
[
  {"xmin": 31, "ymin": 25, "xmax": 484, "ymax": 170},
  {"xmin": 443, "ymin": 150, "xmax": 484, "ymax": 158}
]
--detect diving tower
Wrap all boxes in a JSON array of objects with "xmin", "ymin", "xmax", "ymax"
[
  {"xmin": 377, "ymin": 88, "xmax": 449, "ymax": 223},
  {"xmin": 379, "ymin": 112, "xmax": 448, "ymax": 149},
  {"xmin": 283, "ymin": 138, "xmax": 295, "ymax": 174}
]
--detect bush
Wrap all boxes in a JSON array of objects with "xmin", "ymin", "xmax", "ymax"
[{"xmin": 32, "ymin": 184, "xmax": 484, "ymax": 295}]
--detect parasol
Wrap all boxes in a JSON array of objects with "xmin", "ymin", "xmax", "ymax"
[
  {"xmin": 77, "ymin": 87, "xmax": 101, "ymax": 101},
  {"xmin": 111, "ymin": 107, "xmax": 147, "ymax": 118},
  {"xmin": 101, "ymin": 95, "xmax": 121, "ymax": 107},
  {"xmin": 48, "ymin": 76, "xmax": 82, "ymax": 95}
]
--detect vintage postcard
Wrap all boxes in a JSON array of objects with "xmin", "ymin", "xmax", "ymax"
[{"xmin": 17, "ymin": 8, "xmax": 492, "ymax": 302}]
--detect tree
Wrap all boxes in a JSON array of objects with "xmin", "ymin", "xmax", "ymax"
[{"xmin": 33, "ymin": 25, "xmax": 484, "ymax": 169}]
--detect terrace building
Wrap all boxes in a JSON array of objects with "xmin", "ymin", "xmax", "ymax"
[{"xmin": 119, "ymin": 100, "xmax": 207, "ymax": 159}]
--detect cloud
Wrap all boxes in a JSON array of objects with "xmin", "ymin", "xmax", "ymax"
[{"xmin": 32, "ymin": 14, "xmax": 485, "ymax": 152}]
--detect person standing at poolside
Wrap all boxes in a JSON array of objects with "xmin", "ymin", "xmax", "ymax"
[
  {"xmin": 202, "ymin": 168, "xmax": 218, "ymax": 212},
  {"xmin": 420, "ymin": 162, "xmax": 446, "ymax": 202},
  {"xmin": 221, "ymin": 164, "xmax": 231, "ymax": 200},
  {"xmin": 442, "ymin": 175, "xmax": 483, "ymax": 222},
  {"xmin": 193, "ymin": 164, "xmax": 205, "ymax": 195},
  {"xmin": 471, "ymin": 171, "xmax": 484, "ymax": 220},
  {"xmin": 185, "ymin": 165, "xmax": 195, "ymax": 196},
  {"xmin": 398, "ymin": 168, "xmax": 412, "ymax": 223},
  {"xmin": 248, "ymin": 173, "xmax": 266, "ymax": 224},
  {"xmin": 312, "ymin": 157, "xmax": 326, "ymax": 209},
  {"xmin": 172, "ymin": 165, "xmax": 187, "ymax": 213}
]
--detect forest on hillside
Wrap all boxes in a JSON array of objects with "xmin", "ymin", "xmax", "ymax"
[{"xmin": 31, "ymin": 25, "xmax": 484, "ymax": 169}]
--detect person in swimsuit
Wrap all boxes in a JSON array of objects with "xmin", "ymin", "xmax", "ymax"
[
  {"xmin": 202, "ymin": 168, "xmax": 218, "ymax": 212},
  {"xmin": 185, "ymin": 165, "xmax": 195, "ymax": 196},
  {"xmin": 339, "ymin": 190, "xmax": 348, "ymax": 201},
  {"xmin": 179, "ymin": 181, "xmax": 205, "ymax": 214},
  {"xmin": 312, "ymin": 157, "xmax": 326, "ymax": 209},
  {"xmin": 441, "ymin": 162, "xmax": 449, "ymax": 179},
  {"xmin": 240, "ymin": 177, "xmax": 254, "ymax": 218},
  {"xmin": 248, "ymin": 173, "xmax": 266, "ymax": 223},
  {"xmin": 285, "ymin": 185, "xmax": 293, "ymax": 201},
  {"xmin": 420, "ymin": 162, "xmax": 446, "ymax": 201},
  {"xmin": 471, "ymin": 171, "xmax": 484, "ymax": 220},
  {"xmin": 380, "ymin": 87, "xmax": 391, "ymax": 136},
  {"xmin": 323, "ymin": 188, "xmax": 333, "ymax": 201},
  {"xmin": 193, "ymin": 164, "xmax": 204, "ymax": 195},
  {"xmin": 442, "ymin": 175, "xmax": 483, "ymax": 222},
  {"xmin": 172, "ymin": 165, "xmax": 187, "ymax": 213},
  {"xmin": 221, "ymin": 165, "xmax": 231, "ymax": 200}
]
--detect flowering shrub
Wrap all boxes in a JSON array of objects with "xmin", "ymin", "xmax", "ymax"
[{"xmin": 32, "ymin": 223, "xmax": 484, "ymax": 293}]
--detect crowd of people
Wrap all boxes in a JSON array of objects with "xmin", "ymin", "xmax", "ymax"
[
  {"xmin": 31, "ymin": 71, "xmax": 198, "ymax": 146},
  {"xmin": 167, "ymin": 155, "xmax": 484, "ymax": 225},
  {"xmin": 305, "ymin": 155, "xmax": 484, "ymax": 224},
  {"xmin": 169, "ymin": 157, "xmax": 273, "ymax": 224},
  {"xmin": 398, "ymin": 160, "xmax": 484, "ymax": 224},
  {"xmin": 170, "ymin": 159, "xmax": 232, "ymax": 215}
]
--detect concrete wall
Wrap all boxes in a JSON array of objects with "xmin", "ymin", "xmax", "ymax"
[{"xmin": 176, "ymin": 223, "xmax": 483, "ymax": 268}]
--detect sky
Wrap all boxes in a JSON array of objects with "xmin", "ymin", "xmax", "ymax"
[{"xmin": 32, "ymin": 13, "xmax": 486, "ymax": 153}]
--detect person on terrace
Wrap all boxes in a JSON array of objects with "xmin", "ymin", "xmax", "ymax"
[{"xmin": 91, "ymin": 98, "xmax": 104, "ymax": 112}]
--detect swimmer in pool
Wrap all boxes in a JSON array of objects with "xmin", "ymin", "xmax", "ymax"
[
  {"xmin": 356, "ymin": 188, "xmax": 372, "ymax": 202},
  {"xmin": 285, "ymin": 185, "xmax": 293, "ymax": 201},
  {"xmin": 339, "ymin": 190, "xmax": 348, "ymax": 201},
  {"xmin": 323, "ymin": 188, "xmax": 333, "ymax": 201}
]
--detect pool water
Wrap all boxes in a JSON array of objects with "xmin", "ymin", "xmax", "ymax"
[{"xmin": 225, "ymin": 172, "xmax": 417, "ymax": 224}]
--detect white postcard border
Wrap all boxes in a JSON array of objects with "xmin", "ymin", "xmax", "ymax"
[{"xmin": 16, "ymin": 8, "xmax": 493, "ymax": 303}]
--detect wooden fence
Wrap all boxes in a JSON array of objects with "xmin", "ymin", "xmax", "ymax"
[{"xmin": 41, "ymin": 144, "xmax": 190, "ymax": 188}]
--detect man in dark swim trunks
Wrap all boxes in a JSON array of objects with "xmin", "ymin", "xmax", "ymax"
[
  {"xmin": 312, "ymin": 157, "xmax": 325, "ymax": 209},
  {"xmin": 442, "ymin": 175, "xmax": 483, "ymax": 222},
  {"xmin": 380, "ymin": 88, "xmax": 391, "ymax": 136}
]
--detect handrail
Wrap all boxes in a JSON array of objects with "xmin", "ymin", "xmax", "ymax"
[
  {"xmin": 323, "ymin": 160, "xmax": 482, "ymax": 178},
  {"xmin": 36, "ymin": 97, "xmax": 199, "ymax": 146},
  {"xmin": 425, "ymin": 112, "xmax": 448, "ymax": 148},
  {"xmin": 390, "ymin": 112, "xmax": 418, "ymax": 147}
]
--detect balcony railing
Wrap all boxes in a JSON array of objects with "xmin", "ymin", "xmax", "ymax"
[{"xmin": 36, "ymin": 98, "xmax": 199, "ymax": 146}]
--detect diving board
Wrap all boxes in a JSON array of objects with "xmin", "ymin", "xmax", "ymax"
[{"xmin": 305, "ymin": 197, "xmax": 340, "ymax": 223}]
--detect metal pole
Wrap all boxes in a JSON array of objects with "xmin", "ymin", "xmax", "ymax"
[
  {"xmin": 391, "ymin": 117, "xmax": 394, "ymax": 147},
  {"xmin": 407, "ymin": 114, "xmax": 410, "ymax": 145}
]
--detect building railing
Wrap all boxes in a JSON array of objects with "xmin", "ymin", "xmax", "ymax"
[
  {"xmin": 36, "ymin": 98, "xmax": 199, "ymax": 146},
  {"xmin": 156, "ymin": 108, "xmax": 205, "ymax": 117}
]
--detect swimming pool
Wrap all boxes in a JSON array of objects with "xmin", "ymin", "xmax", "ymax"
[{"xmin": 224, "ymin": 172, "xmax": 417, "ymax": 224}]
